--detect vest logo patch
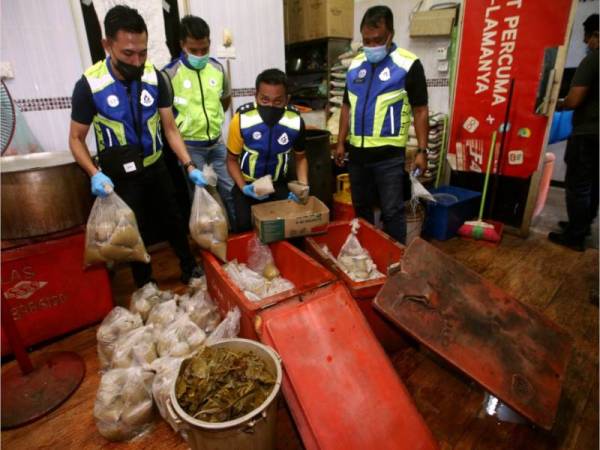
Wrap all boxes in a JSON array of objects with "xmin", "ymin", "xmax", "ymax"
[
  {"xmin": 277, "ymin": 132, "xmax": 289, "ymax": 146},
  {"xmin": 252, "ymin": 131, "xmax": 262, "ymax": 140},
  {"xmin": 183, "ymin": 79, "xmax": 192, "ymax": 89},
  {"xmin": 358, "ymin": 69, "xmax": 367, "ymax": 79},
  {"xmin": 140, "ymin": 89, "xmax": 154, "ymax": 107},
  {"xmin": 379, "ymin": 67, "xmax": 391, "ymax": 82},
  {"xmin": 107, "ymin": 95, "xmax": 119, "ymax": 107},
  {"xmin": 209, "ymin": 78, "xmax": 217, "ymax": 87}
]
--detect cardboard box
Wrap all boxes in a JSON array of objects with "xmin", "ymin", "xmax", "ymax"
[
  {"xmin": 285, "ymin": 0, "xmax": 353, "ymax": 44},
  {"xmin": 252, "ymin": 196, "xmax": 330, "ymax": 243}
]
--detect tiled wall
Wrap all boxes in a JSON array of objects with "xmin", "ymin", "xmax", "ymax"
[{"xmin": 1, "ymin": 0, "xmax": 90, "ymax": 152}]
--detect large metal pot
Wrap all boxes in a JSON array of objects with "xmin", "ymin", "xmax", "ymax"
[{"xmin": 1, "ymin": 152, "xmax": 93, "ymax": 240}]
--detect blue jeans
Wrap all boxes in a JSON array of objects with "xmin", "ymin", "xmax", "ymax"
[
  {"xmin": 348, "ymin": 156, "xmax": 406, "ymax": 243},
  {"xmin": 187, "ymin": 141, "xmax": 236, "ymax": 226}
]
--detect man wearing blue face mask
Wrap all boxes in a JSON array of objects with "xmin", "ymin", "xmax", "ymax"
[
  {"xmin": 163, "ymin": 15, "xmax": 236, "ymax": 225},
  {"xmin": 335, "ymin": 5, "xmax": 429, "ymax": 244}
]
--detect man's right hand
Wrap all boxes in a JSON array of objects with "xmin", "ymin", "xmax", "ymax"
[
  {"xmin": 242, "ymin": 184, "xmax": 269, "ymax": 201},
  {"xmin": 91, "ymin": 172, "xmax": 114, "ymax": 197},
  {"xmin": 334, "ymin": 142, "xmax": 346, "ymax": 167}
]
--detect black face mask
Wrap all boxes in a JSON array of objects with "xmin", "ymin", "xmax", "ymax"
[
  {"xmin": 114, "ymin": 57, "xmax": 144, "ymax": 81},
  {"xmin": 257, "ymin": 104, "xmax": 285, "ymax": 126}
]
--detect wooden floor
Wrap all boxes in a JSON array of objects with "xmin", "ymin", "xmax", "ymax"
[{"xmin": 2, "ymin": 232, "xmax": 598, "ymax": 450}]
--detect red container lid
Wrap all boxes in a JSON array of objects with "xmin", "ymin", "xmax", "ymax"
[{"xmin": 257, "ymin": 281, "xmax": 438, "ymax": 450}]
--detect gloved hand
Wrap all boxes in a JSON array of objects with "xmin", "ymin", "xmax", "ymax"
[
  {"xmin": 288, "ymin": 192, "xmax": 302, "ymax": 203},
  {"xmin": 188, "ymin": 168, "xmax": 207, "ymax": 187},
  {"xmin": 91, "ymin": 172, "xmax": 114, "ymax": 197},
  {"xmin": 242, "ymin": 184, "xmax": 269, "ymax": 201}
]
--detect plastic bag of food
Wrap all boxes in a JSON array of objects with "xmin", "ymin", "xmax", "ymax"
[
  {"xmin": 146, "ymin": 299, "xmax": 180, "ymax": 329},
  {"xmin": 252, "ymin": 174, "xmax": 275, "ymax": 197},
  {"xmin": 189, "ymin": 186, "xmax": 228, "ymax": 262},
  {"xmin": 111, "ymin": 326, "xmax": 158, "ymax": 369},
  {"xmin": 84, "ymin": 192, "xmax": 150, "ymax": 266},
  {"xmin": 156, "ymin": 315, "xmax": 206, "ymax": 358},
  {"xmin": 337, "ymin": 219, "xmax": 384, "ymax": 281},
  {"xmin": 224, "ymin": 260, "xmax": 294, "ymax": 301},
  {"xmin": 202, "ymin": 164, "xmax": 218, "ymax": 187},
  {"xmin": 150, "ymin": 357, "xmax": 184, "ymax": 432},
  {"xmin": 287, "ymin": 180, "xmax": 310, "ymax": 204},
  {"xmin": 247, "ymin": 235, "xmax": 280, "ymax": 280},
  {"xmin": 130, "ymin": 282, "xmax": 172, "ymax": 322},
  {"xmin": 205, "ymin": 308, "xmax": 241, "ymax": 346},
  {"xmin": 178, "ymin": 289, "xmax": 220, "ymax": 333},
  {"xmin": 97, "ymin": 307, "xmax": 143, "ymax": 370},
  {"xmin": 94, "ymin": 367, "xmax": 155, "ymax": 441}
]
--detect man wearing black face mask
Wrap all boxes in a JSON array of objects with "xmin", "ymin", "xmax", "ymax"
[
  {"xmin": 226, "ymin": 69, "xmax": 309, "ymax": 232},
  {"xmin": 69, "ymin": 5, "xmax": 207, "ymax": 287}
]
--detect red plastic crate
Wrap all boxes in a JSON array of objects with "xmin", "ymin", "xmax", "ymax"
[
  {"xmin": 202, "ymin": 232, "xmax": 337, "ymax": 339},
  {"xmin": 304, "ymin": 219, "xmax": 407, "ymax": 351},
  {"xmin": 1, "ymin": 232, "xmax": 113, "ymax": 356}
]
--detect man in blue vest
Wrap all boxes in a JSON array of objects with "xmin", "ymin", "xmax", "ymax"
[
  {"xmin": 335, "ymin": 5, "xmax": 429, "ymax": 244},
  {"xmin": 69, "ymin": 5, "xmax": 207, "ymax": 286},
  {"xmin": 163, "ymin": 15, "xmax": 236, "ymax": 224},
  {"xmin": 226, "ymin": 69, "xmax": 309, "ymax": 232}
]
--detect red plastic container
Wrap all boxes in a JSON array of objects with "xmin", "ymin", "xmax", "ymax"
[
  {"xmin": 304, "ymin": 219, "xmax": 406, "ymax": 351},
  {"xmin": 1, "ymin": 232, "xmax": 113, "ymax": 356},
  {"xmin": 202, "ymin": 232, "xmax": 336, "ymax": 340}
]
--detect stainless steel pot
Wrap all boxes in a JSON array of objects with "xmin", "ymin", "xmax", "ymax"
[{"xmin": 1, "ymin": 152, "xmax": 93, "ymax": 240}]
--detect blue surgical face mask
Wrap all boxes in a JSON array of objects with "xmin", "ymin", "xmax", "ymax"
[
  {"xmin": 364, "ymin": 44, "xmax": 389, "ymax": 64},
  {"xmin": 187, "ymin": 53, "xmax": 209, "ymax": 70}
]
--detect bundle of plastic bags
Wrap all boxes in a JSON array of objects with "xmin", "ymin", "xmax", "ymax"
[
  {"xmin": 177, "ymin": 289, "xmax": 221, "ymax": 333},
  {"xmin": 84, "ymin": 192, "xmax": 150, "ymax": 266},
  {"xmin": 97, "ymin": 307, "xmax": 143, "ymax": 370},
  {"xmin": 130, "ymin": 282, "xmax": 174, "ymax": 322},
  {"xmin": 111, "ymin": 325, "xmax": 158, "ymax": 369}
]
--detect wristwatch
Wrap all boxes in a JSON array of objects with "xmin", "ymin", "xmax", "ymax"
[{"xmin": 183, "ymin": 160, "xmax": 197, "ymax": 170}]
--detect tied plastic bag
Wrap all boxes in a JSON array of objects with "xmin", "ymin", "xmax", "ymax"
[
  {"xmin": 337, "ymin": 219, "xmax": 384, "ymax": 281},
  {"xmin": 130, "ymin": 282, "xmax": 174, "ymax": 322},
  {"xmin": 150, "ymin": 357, "xmax": 184, "ymax": 432},
  {"xmin": 247, "ymin": 235, "xmax": 280, "ymax": 280},
  {"xmin": 224, "ymin": 260, "xmax": 294, "ymax": 302},
  {"xmin": 97, "ymin": 307, "xmax": 143, "ymax": 370},
  {"xmin": 156, "ymin": 315, "xmax": 206, "ymax": 357},
  {"xmin": 146, "ymin": 299, "xmax": 180, "ymax": 329},
  {"xmin": 178, "ymin": 289, "xmax": 220, "ymax": 333},
  {"xmin": 206, "ymin": 308, "xmax": 241, "ymax": 346},
  {"xmin": 410, "ymin": 170, "xmax": 436, "ymax": 209},
  {"xmin": 189, "ymin": 186, "xmax": 228, "ymax": 262},
  {"xmin": 202, "ymin": 164, "xmax": 218, "ymax": 187},
  {"xmin": 111, "ymin": 325, "xmax": 158, "ymax": 369},
  {"xmin": 287, "ymin": 180, "xmax": 310, "ymax": 204},
  {"xmin": 94, "ymin": 367, "xmax": 155, "ymax": 441},
  {"xmin": 84, "ymin": 192, "xmax": 150, "ymax": 266},
  {"xmin": 252, "ymin": 175, "xmax": 275, "ymax": 197}
]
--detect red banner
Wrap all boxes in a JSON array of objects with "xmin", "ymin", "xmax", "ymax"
[{"xmin": 448, "ymin": 0, "xmax": 572, "ymax": 178}]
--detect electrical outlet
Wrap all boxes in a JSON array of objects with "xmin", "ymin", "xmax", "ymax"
[
  {"xmin": 437, "ymin": 60, "xmax": 449, "ymax": 72},
  {"xmin": 436, "ymin": 46, "xmax": 448, "ymax": 60}
]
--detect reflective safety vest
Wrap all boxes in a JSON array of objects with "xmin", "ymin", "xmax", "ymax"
[
  {"xmin": 346, "ymin": 44, "xmax": 417, "ymax": 148},
  {"xmin": 238, "ymin": 103, "xmax": 301, "ymax": 182},
  {"xmin": 84, "ymin": 57, "xmax": 162, "ymax": 166},
  {"xmin": 163, "ymin": 55, "xmax": 225, "ymax": 146}
]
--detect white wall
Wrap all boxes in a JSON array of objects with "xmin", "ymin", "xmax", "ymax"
[
  {"xmin": 354, "ymin": 0, "xmax": 459, "ymax": 114},
  {"xmin": 1, "ymin": 0, "xmax": 90, "ymax": 152}
]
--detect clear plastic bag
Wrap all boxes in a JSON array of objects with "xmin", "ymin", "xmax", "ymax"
[
  {"xmin": 84, "ymin": 192, "xmax": 150, "ymax": 267},
  {"xmin": 252, "ymin": 174, "xmax": 275, "ymax": 196},
  {"xmin": 111, "ymin": 325, "xmax": 158, "ymax": 369},
  {"xmin": 189, "ymin": 186, "xmax": 228, "ymax": 262},
  {"xmin": 410, "ymin": 171, "xmax": 436, "ymax": 209},
  {"xmin": 178, "ymin": 289, "xmax": 220, "ymax": 333},
  {"xmin": 146, "ymin": 299, "xmax": 180, "ymax": 329},
  {"xmin": 202, "ymin": 164, "xmax": 218, "ymax": 187},
  {"xmin": 223, "ymin": 260, "xmax": 294, "ymax": 301},
  {"xmin": 156, "ymin": 315, "xmax": 206, "ymax": 358},
  {"xmin": 94, "ymin": 367, "xmax": 155, "ymax": 441},
  {"xmin": 287, "ymin": 180, "xmax": 310, "ymax": 204},
  {"xmin": 337, "ymin": 219, "xmax": 384, "ymax": 282},
  {"xmin": 247, "ymin": 235, "xmax": 280, "ymax": 280},
  {"xmin": 130, "ymin": 282, "xmax": 169, "ymax": 322},
  {"xmin": 97, "ymin": 307, "xmax": 143, "ymax": 370},
  {"xmin": 150, "ymin": 357, "xmax": 184, "ymax": 432},
  {"xmin": 206, "ymin": 307, "xmax": 241, "ymax": 346}
]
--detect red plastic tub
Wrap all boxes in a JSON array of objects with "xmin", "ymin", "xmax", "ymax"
[
  {"xmin": 304, "ymin": 219, "xmax": 406, "ymax": 351},
  {"xmin": 1, "ymin": 232, "xmax": 113, "ymax": 356},
  {"xmin": 202, "ymin": 232, "xmax": 336, "ymax": 339}
]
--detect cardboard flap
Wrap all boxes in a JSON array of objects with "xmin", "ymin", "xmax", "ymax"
[
  {"xmin": 257, "ymin": 282, "xmax": 438, "ymax": 450},
  {"xmin": 374, "ymin": 238, "xmax": 572, "ymax": 430}
]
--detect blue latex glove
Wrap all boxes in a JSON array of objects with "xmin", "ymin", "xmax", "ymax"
[
  {"xmin": 188, "ymin": 168, "xmax": 207, "ymax": 187},
  {"xmin": 91, "ymin": 172, "xmax": 114, "ymax": 197},
  {"xmin": 242, "ymin": 184, "xmax": 268, "ymax": 201},
  {"xmin": 288, "ymin": 192, "xmax": 301, "ymax": 203}
]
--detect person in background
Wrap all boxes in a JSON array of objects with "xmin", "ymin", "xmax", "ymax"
[
  {"xmin": 162, "ymin": 15, "xmax": 236, "ymax": 225},
  {"xmin": 226, "ymin": 68, "xmax": 308, "ymax": 232},
  {"xmin": 69, "ymin": 5, "xmax": 206, "ymax": 286},
  {"xmin": 549, "ymin": 13, "xmax": 599, "ymax": 252},
  {"xmin": 335, "ymin": 5, "xmax": 428, "ymax": 244}
]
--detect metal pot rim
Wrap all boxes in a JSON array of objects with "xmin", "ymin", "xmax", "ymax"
[{"xmin": 1, "ymin": 151, "xmax": 88, "ymax": 173}]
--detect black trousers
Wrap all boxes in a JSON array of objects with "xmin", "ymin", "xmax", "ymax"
[
  {"xmin": 564, "ymin": 134, "xmax": 600, "ymax": 239},
  {"xmin": 231, "ymin": 182, "xmax": 289, "ymax": 233},
  {"xmin": 114, "ymin": 156, "xmax": 197, "ymax": 287}
]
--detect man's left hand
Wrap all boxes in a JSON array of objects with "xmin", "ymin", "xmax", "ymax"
[{"xmin": 413, "ymin": 152, "xmax": 427, "ymax": 173}]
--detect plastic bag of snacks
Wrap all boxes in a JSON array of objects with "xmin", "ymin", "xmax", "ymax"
[
  {"xmin": 96, "ymin": 307, "xmax": 143, "ymax": 370},
  {"xmin": 337, "ymin": 219, "xmax": 384, "ymax": 281},
  {"xmin": 177, "ymin": 289, "xmax": 220, "ymax": 333},
  {"xmin": 111, "ymin": 326, "xmax": 158, "ymax": 369},
  {"xmin": 189, "ymin": 186, "xmax": 228, "ymax": 262},
  {"xmin": 156, "ymin": 315, "xmax": 206, "ymax": 358},
  {"xmin": 130, "ymin": 282, "xmax": 174, "ymax": 322},
  {"xmin": 84, "ymin": 192, "xmax": 150, "ymax": 266},
  {"xmin": 247, "ymin": 235, "xmax": 280, "ymax": 280}
]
